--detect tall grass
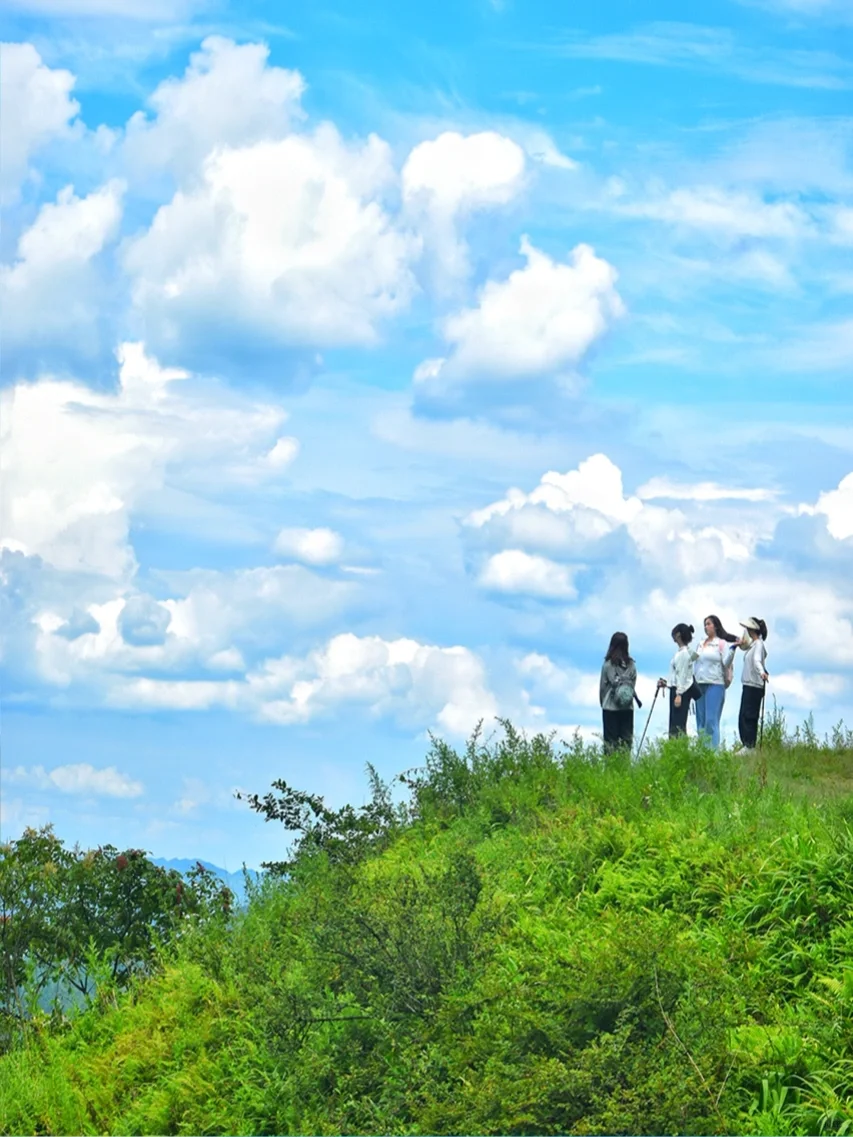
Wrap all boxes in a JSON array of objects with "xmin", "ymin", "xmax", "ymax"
[{"xmin": 3, "ymin": 722, "xmax": 853, "ymax": 1135}]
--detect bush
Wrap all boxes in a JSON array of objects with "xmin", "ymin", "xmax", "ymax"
[{"xmin": 4, "ymin": 719, "xmax": 853, "ymax": 1134}]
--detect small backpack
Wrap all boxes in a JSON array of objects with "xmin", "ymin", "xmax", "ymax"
[
  {"xmin": 720, "ymin": 643, "xmax": 734, "ymax": 689},
  {"xmin": 611, "ymin": 669, "xmax": 635, "ymax": 709}
]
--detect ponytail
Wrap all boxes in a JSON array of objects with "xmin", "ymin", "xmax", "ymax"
[{"xmin": 752, "ymin": 617, "xmax": 768, "ymax": 641}]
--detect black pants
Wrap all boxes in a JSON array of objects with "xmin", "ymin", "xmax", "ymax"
[
  {"xmin": 739, "ymin": 685, "xmax": 765, "ymax": 748},
  {"xmin": 669, "ymin": 687, "xmax": 690, "ymax": 737},
  {"xmin": 603, "ymin": 709, "xmax": 634, "ymax": 752}
]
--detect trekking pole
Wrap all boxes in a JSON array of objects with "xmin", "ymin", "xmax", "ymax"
[
  {"xmin": 759, "ymin": 676, "xmax": 767, "ymax": 750},
  {"xmin": 635, "ymin": 684, "xmax": 661, "ymax": 760}
]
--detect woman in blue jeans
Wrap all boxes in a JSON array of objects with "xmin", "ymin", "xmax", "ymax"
[{"xmin": 692, "ymin": 614, "xmax": 738, "ymax": 748}]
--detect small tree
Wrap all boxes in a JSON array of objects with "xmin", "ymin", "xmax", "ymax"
[{"xmin": 0, "ymin": 826, "xmax": 233, "ymax": 1049}]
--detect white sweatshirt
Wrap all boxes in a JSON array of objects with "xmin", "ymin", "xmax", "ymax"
[
  {"xmin": 668, "ymin": 646, "xmax": 695, "ymax": 695},
  {"xmin": 742, "ymin": 638, "xmax": 768, "ymax": 688},
  {"xmin": 693, "ymin": 638, "xmax": 736, "ymax": 685}
]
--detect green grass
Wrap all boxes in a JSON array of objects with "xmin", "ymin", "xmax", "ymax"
[{"xmin": 4, "ymin": 725, "xmax": 853, "ymax": 1135}]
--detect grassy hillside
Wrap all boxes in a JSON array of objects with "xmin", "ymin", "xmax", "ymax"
[{"xmin": 4, "ymin": 716, "xmax": 853, "ymax": 1136}]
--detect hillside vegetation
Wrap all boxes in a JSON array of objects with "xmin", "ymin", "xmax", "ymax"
[{"xmin": 4, "ymin": 711, "xmax": 853, "ymax": 1136}]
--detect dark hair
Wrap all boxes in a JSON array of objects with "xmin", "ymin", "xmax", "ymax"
[
  {"xmin": 749, "ymin": 617, "xmax": 768, "ymax": 641},
  {"xmin": 672, "ymin": 622, "xmax": 694, "ymax": 646},
  {"xmin": 704, "ymin": 614, "xmax": 738, "ymax": 643},
  {"xmin": 605, "ymin": 631, "xmax": 633, "ymax": 667}
]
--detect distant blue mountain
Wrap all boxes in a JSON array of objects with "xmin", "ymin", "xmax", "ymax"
[{"xmin": 152, "ymin": 858, "xmax": 261, "ymax": 902}]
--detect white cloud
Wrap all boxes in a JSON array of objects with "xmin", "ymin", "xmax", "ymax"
[
  {"xmin": 111, "ymin": 632, "xmax": 498, "ymax": 737},
  {"xmin": 262, "ymin": 437, "xmax": 300, "ymax": 469},
  {"xmin": 624, "ymin": 186, "xmax": 808, "ymax": 240},
  {"xmin": 207, "ymin": 647, "xmax": 245, "ymax": 672},
  {"xmin": 125, "ymin": 126, "xmax": 419, "ymax": 358},
  {"xmin": 465, "ymin": 453, "xmax": 853, "ymax": 698},
  {"xmin": 517, "ymin": 652, "xmax": 601, "ymax": 707},
  {"xmin": 637, "ymin": 478, "xmax": 778, "ymax": 502},
  {"xmin": 403, "ymin": 131, "xmax": 525, "ymax": 282},
  {"xmin": 0, "ymin": 42, "xmax": 80, "ymax": 203},
  {"xmin": 815, "ymin": 471, "xmax": 853, "ymax": 539},
  {"xmin": 469, "ymin": 453, "xmax": 643, "ymax": 530},
  {"xmin": 2, "ymin": 762, "xmax": 143, "ymax": 798},
  {"xmin": 124, "ymin": 37, "xmax": 305, "ymax": 182},
  {"xmin": 517, "ymin": 650, "xmax": 659, "ymax": 713},
  {"xmin": 522, "ymin": 130, "xmax": 578, "ymax": 170},
  {"xmin": 0, "ymin": 180, "xmax": 124, "ymax": 357},
  {"xmin": 32, "ymin": 565, "xmax": 355, "ymax": 689},
  {"xmin": 479, "ymin": 550, "xmax": 577, "ymax": 598},
  {"xmin": 273, "ymin": 527, "xmax": 344, "ymax": 565},
  {"xmin": 403, "ymin": 130, "xmax": 526, "ymax": 213},
  {"xmin": 0, "ymin": 342, "xmax": 293, "ymax": 579},
  {"xmin": 769, "ymin": 670, "xmax": 846, "ymax": 707},
  {"xmin": 468, "ymin": 455, "xmax": 760, "ymax": 579},
  {"xmin": 417, "ymin": 238, "xmax": 623, "ymax": 387}
]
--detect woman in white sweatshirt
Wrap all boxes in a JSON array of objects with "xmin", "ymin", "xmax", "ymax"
[
  {"xmin": 693, "ymin": 614, "xmax": 738, "ymax": 749},
  {"xmin": 736, "ymin": 617, "xmax": 769, "ymax": 749},
  {"xmin": 657, "ymin": 622, "xmax": 697, "ymax": 738}
]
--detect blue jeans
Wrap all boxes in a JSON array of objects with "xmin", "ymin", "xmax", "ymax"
[{"xmin": 695, "ymin": 683, "xmax": 726, "ymax": 748}]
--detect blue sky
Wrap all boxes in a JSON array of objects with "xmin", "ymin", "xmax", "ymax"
[{"xmin": 2, "ymin": 0, "xmax": 853, "ymax": 869}]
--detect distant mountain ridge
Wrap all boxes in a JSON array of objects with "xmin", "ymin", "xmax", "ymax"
[{"xmin": 152, "ymin": 858, "xmax": 260, "ymax": 902}]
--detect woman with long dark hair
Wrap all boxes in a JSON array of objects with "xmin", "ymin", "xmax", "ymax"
[
  {"xmin": 657, "ymin": 622, "xmax": 697, "ymax": 738},
  {"xmin": 600, "ymin": 631, "xmax": 637, "ymax": 752},
  {"xmin": 736, "ymin": 617, "xmax": 769, "ymax": 748},
  {"xmin": 693, "ymin": 614, "xmax": 738, "ymax": 748}
]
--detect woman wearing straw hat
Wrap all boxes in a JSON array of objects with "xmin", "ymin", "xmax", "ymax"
[{"xmin": 736, "ymin": 617, "xmax": 769, "ymax": 749}]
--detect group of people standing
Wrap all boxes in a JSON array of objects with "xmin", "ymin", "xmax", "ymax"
[{"xmin": 599, "ymin": 615, "xmax": 769, "ymax": 753}]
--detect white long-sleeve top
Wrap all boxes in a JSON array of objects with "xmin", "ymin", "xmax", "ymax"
[
  {"xmin": 668, "ymin": 645, "xmax": 695, "ymax": 695},
  {"xmin": 742, "ymin": 638, "xmax": 768, "ymax": 688},
  {"xmin": 693, "ymin": 638, "xmax": 736, "ymax": 685}
]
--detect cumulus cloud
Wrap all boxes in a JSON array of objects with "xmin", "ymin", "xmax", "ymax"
[
  {"xmin": 403, "ymin": 131, "xmax": 526, "ymax": 213},
  {"xmin": 815, "ymin": 471, "xmax": 853, "ymax": 539},
  {"xmin": 469, "ymin": 454, "xmax": 761, "ymax": 578},
  {"xmin": 123, "ymin": 37, "xmax": 306, "ymax": 183},
  {"xmin": 111, "ymin": 632, "xmax": 498, "ymax": 737},
  {"xmin": 0, "ymin": 42, "xmax": 80, "ymax": 203},
  {"xmin": 273, "ymin": 527, "xmax": 344, "ymax": 565},
  {"xmin": 464, "ymin": 452, "xmax": 853, "ymax": 698},
  {"xmin": 479, "ymin": 550, "xmax": 577, "ymax": 598},
  {"xmin": 415, "ymin": 238, "xmax": 623, "ymax": 393},
  {"xmin": 402, "ymin": 131, "xmax": 525, "ymax": 283},
  {"xmin": 125, "ymin": 126, "xmax": 419, "ymax": 370},
  {"xmin": 1, "ymin": 180, "xmax": 124, "ymax": 367},
  {"xmin": 470, "ymin": 453, "xmax": 642, "ymax": 529},
  {"xmin": 467, "ymin": 454, "xmax": 760, "ymax": 587},
  {"xmin": 0, "ymin": 342, "xmax": 294, "ymax": 580},
  {"xmin": 31, "ymin": 564, "xmax": 356, "ymax": 690},
  {"xmin": 2, "ymin": 762, "xmax": 143, "ymax": 798}
]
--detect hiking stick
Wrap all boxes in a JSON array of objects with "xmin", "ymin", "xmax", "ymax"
[
  {"xmin": 759, "ymin": 677, "xmax": 767, "ymax": 750},
  {"xmin": 635, "ymin": 684, "xmax": 661, "ymax": 760}
]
